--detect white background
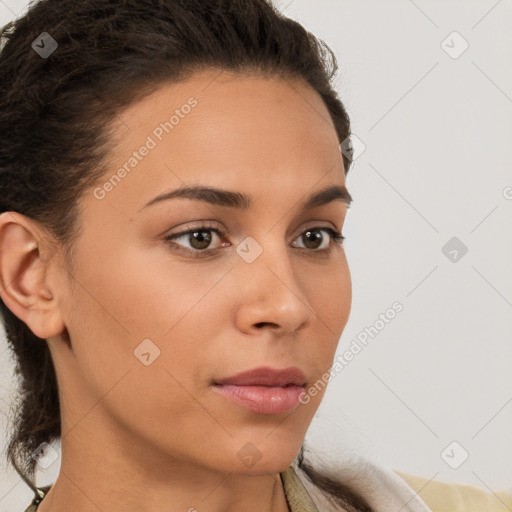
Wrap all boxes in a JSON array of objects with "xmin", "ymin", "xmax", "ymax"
[{"xmin": 1, "ymin": 0, "xmax": 511, "ymax": 510}]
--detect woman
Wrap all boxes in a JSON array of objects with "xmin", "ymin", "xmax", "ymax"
[{"xmin": 0, "ymin": 1, "xmax": 510, "ymax": 511}]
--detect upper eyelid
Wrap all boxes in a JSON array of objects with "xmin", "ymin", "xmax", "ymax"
[{"xmin": 166, "ymin": 221, "xmax": 340, "ymax": 237}]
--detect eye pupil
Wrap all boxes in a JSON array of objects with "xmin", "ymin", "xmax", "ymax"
[
  {"xmin": 303, "ymin": 229, "xmax": 322, "ymax": 249},
  {"xmin": 190, "ymin": 230, "xmax": 212, "ymax": 249}
]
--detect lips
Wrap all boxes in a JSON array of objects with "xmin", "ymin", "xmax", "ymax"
[
  {"xmin": 211, "ymin": 366, "xmax": 308, "ymax": 414},
  {"xmin": 213, "ymin": 366, "xmax": 307, "ymax": 387}
]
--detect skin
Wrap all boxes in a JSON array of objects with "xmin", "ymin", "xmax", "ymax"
[{"xmin": 0, "ymin": 69, "xmax": 352, "ymax": 512}]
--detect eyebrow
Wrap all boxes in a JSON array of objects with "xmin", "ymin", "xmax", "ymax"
[{"xmin": 140, "ymin": 184, "xmax": 352, "ymax": 212}]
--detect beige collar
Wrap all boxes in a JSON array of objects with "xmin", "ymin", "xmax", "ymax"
[{"xmin": 281, "ymin": 463, "xmax": 321, "ymax": 511}]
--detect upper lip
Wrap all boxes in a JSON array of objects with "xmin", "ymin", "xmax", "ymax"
[{"xmin": 213, "ymin": 366, "xmax": 307, "ymax": 387}]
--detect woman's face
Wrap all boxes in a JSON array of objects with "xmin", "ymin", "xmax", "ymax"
[{"xmin": 49, "ymin": 69, "xmax": 352, "ymax": 476}]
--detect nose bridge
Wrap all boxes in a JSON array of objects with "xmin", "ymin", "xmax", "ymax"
[
  {"xmin": 234, "ymin": 230, "xmax": 312, "ymax": 331},
  {"xmin": 237, "ymin": 230, "xmax": 297, "ymax": 289}
]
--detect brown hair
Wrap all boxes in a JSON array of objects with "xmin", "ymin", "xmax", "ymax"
[{"xmin": 0, "ymin": 0, "xmax": 368, "ymax": 509}]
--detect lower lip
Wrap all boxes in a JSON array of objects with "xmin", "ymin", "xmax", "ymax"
[{"xmin": 212, "ymin": 384, "xmax": 305, "ymax": 414}]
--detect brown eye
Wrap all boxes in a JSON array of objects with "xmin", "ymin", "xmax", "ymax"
[
  {"xmin": 301, "ymin": 229, "xmax": 324, "ymax": 250},
  {"xmin": 293, "ymin": 227, "xmax": 344, "ymax": 251},
  {"xmin": 164, "ymin": 226, "xmax": 225, "ymax": 255},
  {"xmin": 184, "ymin": 230, "xmax": 213, "ymax": 250}
]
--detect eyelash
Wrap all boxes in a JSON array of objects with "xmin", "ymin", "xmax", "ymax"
[{"xmin": 163, "ymin": 223, "xmax": 345, "ymax": 259}]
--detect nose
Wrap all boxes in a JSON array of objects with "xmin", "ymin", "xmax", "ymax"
[{"xmin": 233, "ymin": 237, "xmax": 312, "ymax": 336}]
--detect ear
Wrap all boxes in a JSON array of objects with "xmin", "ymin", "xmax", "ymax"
[{"xmin": 0, "ymin": 211, "xmax": 66, "ymax": 340}]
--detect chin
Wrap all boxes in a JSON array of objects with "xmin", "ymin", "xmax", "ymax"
[{"xmin": 223, "ymin": 437, "xmax": 303, "ymax": 477}]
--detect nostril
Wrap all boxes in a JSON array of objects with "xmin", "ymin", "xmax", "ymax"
[{"xmin": 255, "ymin": 322, "xmax": 278, "ymax": 328}]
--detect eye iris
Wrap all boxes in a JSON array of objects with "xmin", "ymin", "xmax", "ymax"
[
  {"xmin": 190, "ymin": 230, "xmax": 212, "ymax": 250},
  {"xmin": 303, "ymin": 229, "xmax": 322, "ymax": 249}
]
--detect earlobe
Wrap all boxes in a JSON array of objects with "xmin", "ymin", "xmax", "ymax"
[{"xmin": 0, "ymin": 211, "xmax": 66, "ymax": 340}]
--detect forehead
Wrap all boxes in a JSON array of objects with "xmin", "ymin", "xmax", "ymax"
[{"xmin": 91, "ymin": 69, "xmax": 345, "ymax": 216}]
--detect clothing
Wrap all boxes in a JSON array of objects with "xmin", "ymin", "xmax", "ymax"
[
  {"xmin": 23, "ymin": 485, "xmax": 51, "ymax": 512},
  {"xmin": 281, "ymin": 456, "xmax": 433, "ymax": 512},
  {"xmin": 396, "ymin": 471, "xmax": 512, "ymax": 512},
  {"xmin": 23, "ymin": 458, "xmax": 512, "ymax": 512},
  {"xmin": 281, "ymin": 456, "xmax": 512, "ymax": 512}
]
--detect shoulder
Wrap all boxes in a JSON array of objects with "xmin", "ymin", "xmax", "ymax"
[{"xmin": 395, "ymin": 471, "xmax": 512, "ymax": 512}]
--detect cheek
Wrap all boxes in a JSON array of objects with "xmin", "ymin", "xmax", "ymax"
[
  {"xmin": 301, "ymin": 251, "xmax": 351, "ymax": 331},
  {"xmin": 299, "ymin": 253, "xmax": 351, "ymax": 377},
  {"xmin": 60, "ymin": 252, "xmax": 227, "ymax": 448},
  {"xmin": 70, "ymin": 240, "xmax": 228, "ymax": 340},
  {"xmin": 62, "ymin": 242, "xmax": 231, "ymax": 391}
]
